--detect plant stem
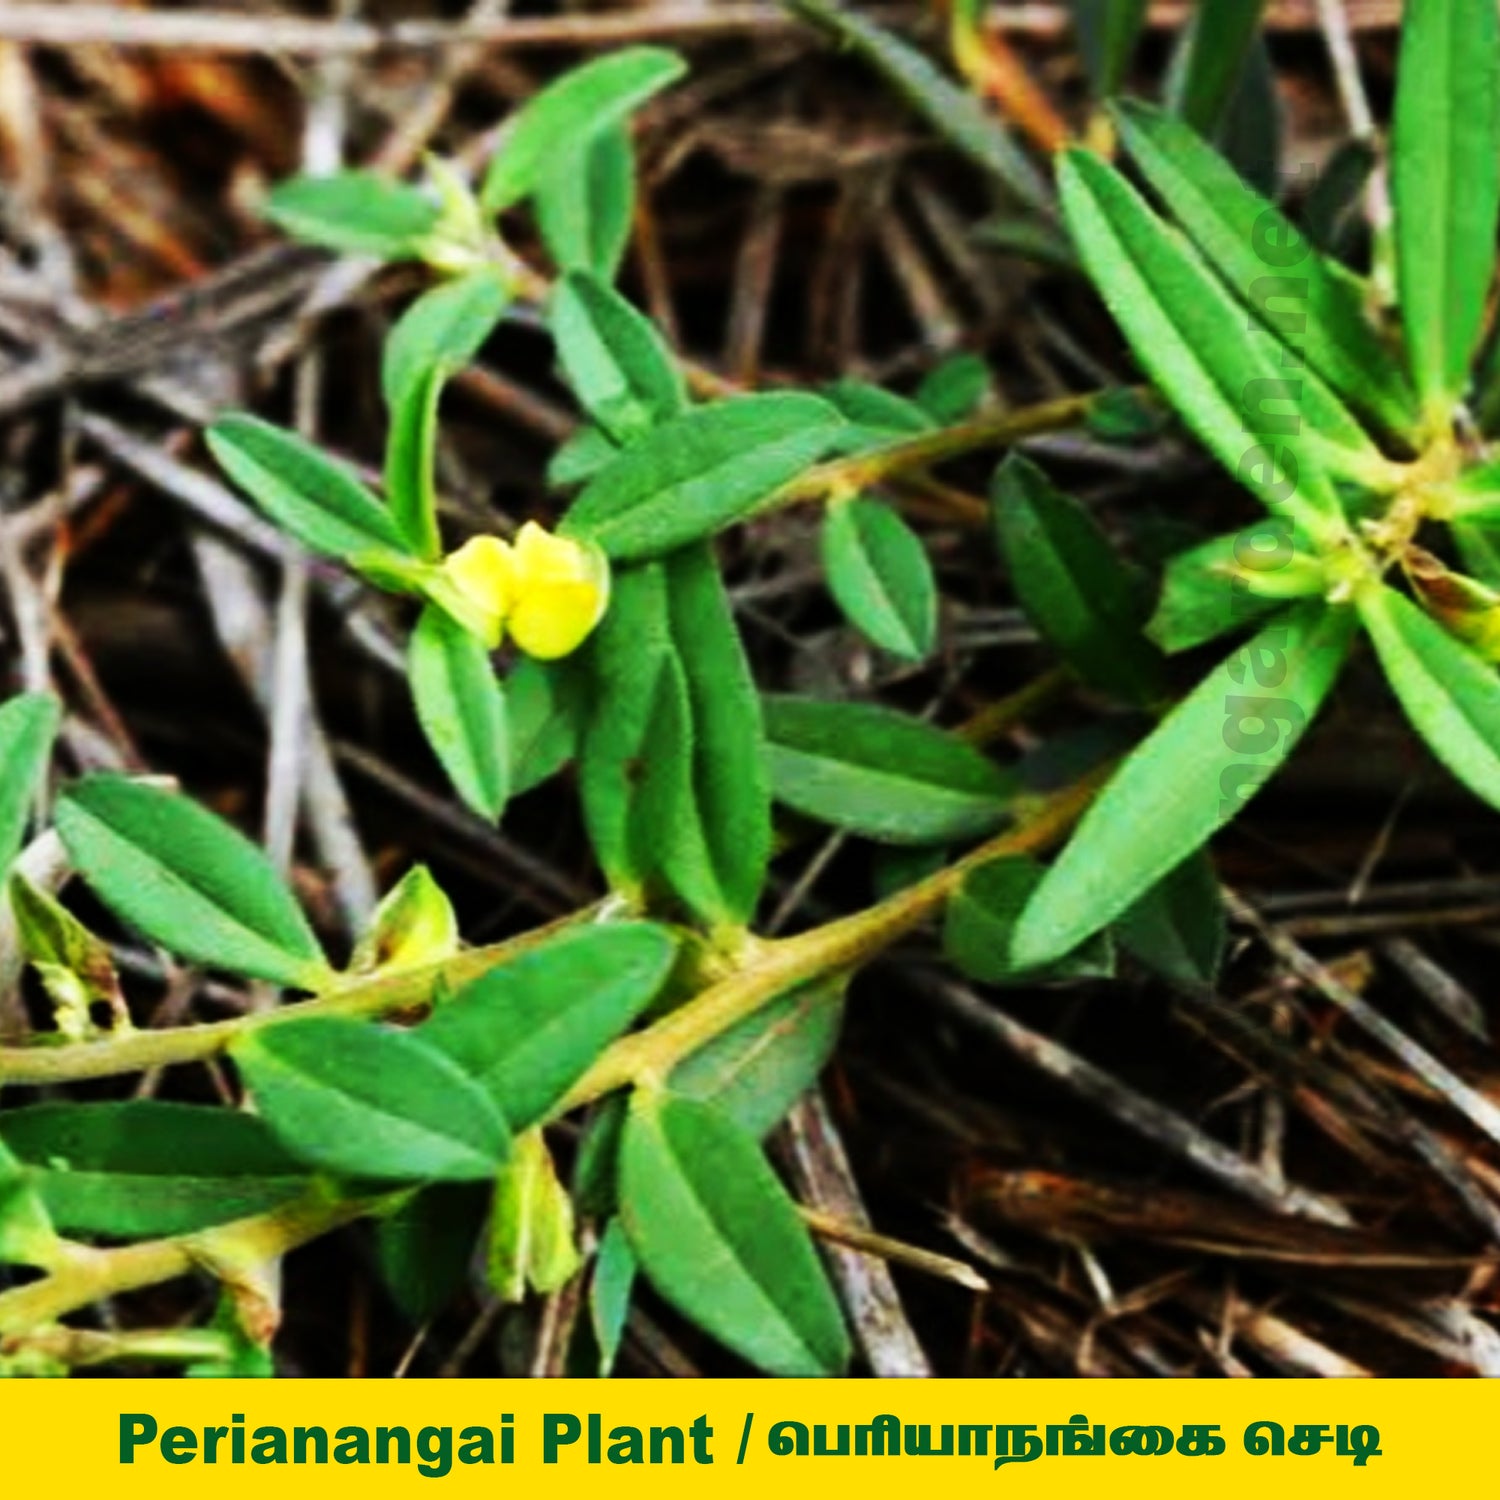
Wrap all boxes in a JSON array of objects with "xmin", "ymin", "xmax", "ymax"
[
  {"xmin": 552, "ymin": 769, "xmax": 1107, "ymax": 1110},
  {"xmin": 0, "ymin": 1188, "xmax": 381, "ymax": 1337},
  {"xmin": 768, "ymin": 390, "xmax": 1103, "ymax": 510},
  {"xmin": 0, "ymin": 909, "xmax": 587, "ymax": 1086}
]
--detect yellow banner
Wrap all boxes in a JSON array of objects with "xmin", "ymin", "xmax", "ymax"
[{"xmin": 0, "ymin": 1377, "xmax": 1481, "ymax": 1495}]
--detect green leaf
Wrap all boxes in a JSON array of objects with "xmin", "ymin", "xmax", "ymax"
[
  {"xmin": 915, "ymin": 354, "xmax": 989, "ymax": 424},
  {"xmin": 1012, "ymin": 601, "xmax": 1356, "ymax": 967},
  {"xmin": 56, "ymin": 775, "xmax": 329, "ymax": 989},
  {"xmin": 1147, "ymin": 526, "xmax": 1327, "ymax": 654},
  {"xmin": 0, "ymin": 692, "xmax": 59, "ymax": 875},
  {"xmin": 383, "ymin": 269, "xmax": 512, "ymax": 410},
  {"xmin": 1454, "ymin": 521, "xmax": 1500, "ymax": 589},
  {"xmin": 207, "ymin": 414, "xmax": 412, "ymax": 562},
  {"xmin": 232, "ymin": 1017, "xmax": 510, "ymax": 1184},
  {"xmin": 420, "ymin": 922, "xmax": 678, "ymax": 1130},
  {"xmin": 822, "ymin": 379, "xmax": 935, "ymax": 444},
  {"xmin": 0, "ymin": 1137, "xmax": 59, "ymax": 1269},
  {"xmin": 375, "ymin": 1184, "xmax": 488, "ymax": 1323},
  {"xmin": 1057, "ymin": 150, "xmax": 1385, "ymax": 543},
  {"xmin": 263, "ymin": 171, "xmax": 440, "ymax": 260},
  {"xmin": 822, "ymin": 498, "xmax": 937, "ymax": 662},
  {"xmin": 507, "ymin": 655, "xmax": 586, "ymax": 796},
  {"xmin": 670, "ymin": 976, "xmax": 845, "ymax": 1140},
  {"xmin": 562, "ymin": 393, "xmax": 845, "ymax": 561},
  {"xmin": 590, "ymin": 1218, "xmax": 636, "ymax": 1376},
  {"xmin": 1392, "ymin": 0, "xmax": 1500, "ymax": 420},
  {"xmin": 1113, "ymin": 850, "xmax": 1226, "ymax": 988},
  {"xmin": 619, "ymin": 1090, "xmax": 850, "ymax": 1377},
  {"xmin": 381, "ymin": 270, "xmax": 513, "ymax": 559},
  {"xmin": 536, "ymin": 125, "xmax": 637, "ymax": 281},
  {"xmin": 551, "ymin": 271, "xmax": 687, "ymax": 444},
  {"xmin": 944, "ymin": 856, "xmax": 1114, "ymax": 984},
  {"xmin": 1068, "ymin": 0, "xmax": 1149, "ymax": 97},
  {"xmin": 548, "ymin": 424, "xmax": 620, "ymax": 488},
  {"xmin": 763, "ymin": 695, "xmax": 1015, "ymax": 845},
  {"xmin": 0, "ymin": 1101, "xmax": 307, "ymax": 1238},
  {"xmin": 1113, "ymin": 100, "xmax": 1420, "ymax": 438},
  {"xmin": 993, "ymin": 454, "xmax": 1163, "ymax": 702},
  {"xmin": 649, "ymin": 544, "xmax": 772, "ymax": 924},
  {"xmin": 785, "ymin": 0, "xmax": 1050, "ymax": 212},
  {"xmin": 578, "ymin": 563, "xmax": 672, "ymax": 896},
  {"xmin": 1357, "ymin": 581, "xmax": 1500, "ymax": 811},
  {"xmin": 481, "ymin": 48, "xmax": 687, "ymax": 214},
  {"xmin": 409, "ymin": 604, "xmax": 509, "ymax": 821},
  {"xmin": 487, "ymin": 1128, "xmax": 581, "ymax": 1302},
  {"xmin": 1167, "ymin": 0, "xmax": 1268, "ymax": 136}
]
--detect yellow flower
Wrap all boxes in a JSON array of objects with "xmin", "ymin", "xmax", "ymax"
[
  {"xmin": 441, "ymin": 534, "xmax": 516, "ymax": 648},
  {"xmin": 505, "ymin": 521, "xmax": 611, "ymax": 660},
  {"xmin": 438, "ymin": 523, "xmax": 609, "ymax": 659}
]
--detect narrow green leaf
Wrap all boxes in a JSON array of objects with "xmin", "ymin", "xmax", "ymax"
[
  {"xmin": 619, "ymin": 1090, "xmax": 850, "ymax": 1377},
  {"xmin": 579, "ymin": 563, "xmax": 675, "ymax": 896},
  {"xmin": 263, "ymin": 171, "xmax": 440, "ymax": 260},
  {"xmin": 915, "ymin": 354, "xmax": 989, "ymax": 424},
  {"xmin": 382, "ymin": 271, "xmax": 513, "ymax": 559},
  {"xmin": 383, "ymin": 268, "xmax": 512, "ymax": 410},
  {"xmin": 762, "ymin": 695, "xmax": 1016, "ymax": 845},
  {"xmin": 785, "ymin": 0, "xmax": 1051, "ymax": 212},
  {"xmin": 421, "ymin": 922, "xmax": 678, "ymax": 1130},
  {"xmin": 822, "ymin": 498, "xmax": 938, "ymax": 662},
  {"xmin": 1392, "ymin": 0, "xmax": 1500, "ymax": 419},
  {"xmin": 822, "ymin": 379, "xmax": 935, "ymax": 442},
  {"xmin": 232, "ymin": 1017, "xmax": 510, "ymax": 1183},
  {"xmin": 0, "ymin": 692, "xmax": 59, "ymax": 875},
  {"xmin": 1012, "ymin": 601, "xmax": 1355, "ymax": 967},
  {"xmin": 1069, "ymin": 0, "xmax": 1149, "ymax": 97},
  {"xmin": 1358, "ymin": 582, "xmax": 1500, "ymax": 811},
  {"xmin": 1167, "ymin": 0, "xmax": 1269, "ymax": 136},
  {"xmin": 536, "ymin": 125, "xmax": 636, "ymax": 281},
  {"xmin": 1058, "ymin": 150, "xmax": 1385, "ymax": 541},
  {"xmin": 549, "ymin": 424, "xmax": 620, "ymax": 488},
  {"xmin": 551, "ymin": 271, "xmax": 687, "ymax": 444},
  {"xmin": 507, "ymin": 655, "xmax": 586, "ymax": 796},
  {"xmin": 482, "ymin": 48, "xmax": 686, "ymax": 214},
  {"xmin": 1147, "ymin": 526, "xmax": 1326, "ymax": 654},
  {"xmin": 56, "ymin": 776, "xmax": 329, "ymax": 989},
  {"xmin": 670, "ymin": 977, "xmax": 845, "ymax": 1140},
  {"xmin": 207, "ymin": 414, "xmax": 412, "ymax": 562},
  {"xmin": 1113, "ymin": 100, "xmax": 1420, "ymax": 438},
  {"xmin": 944, "ymin": 856, "xmax": 1114, "ymax": 984},
  {"xmin": 0, "ymin": 1102, "xmax": 307, "ymax": 1238},
  {"xmin": 409, "ymin": 604, "xmax": 509, "ymax": 821},
  {"xmin": 1113, "ymin": 850, "xmax": 1227, "ymax": 988},
  {"xmin": 590, "ymin": 1218, "xmax": 636, "ymax": 1376},
  {"xmin": 993, "ymin": 454, "xmax": 1163, "ymax": 702},
  {"xmin": 1454, "ymin": 521, "xmax": 1500, "ymax": 589},
  {"xmin": 653, "ymin": 543, "xmax": 772, "ymax": 924},
  {"xmin": 562, "ymin": 393, "xmax": 845, "ymax": 560}
]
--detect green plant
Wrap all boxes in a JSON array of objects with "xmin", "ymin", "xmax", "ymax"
[{"xmin": 3, "ymin": 0, "xmax": 1496, "ymax": 1381}]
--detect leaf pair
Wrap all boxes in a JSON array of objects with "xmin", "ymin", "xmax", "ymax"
[
  {"xmin": 231, "ymin": 923, "xmax": 678, "ymax": 1184},
  {"xmin": 580, "ymin": 549, "xmax": 771, "ymax": 926}
]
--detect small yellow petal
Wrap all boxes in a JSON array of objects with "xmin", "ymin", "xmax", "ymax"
[
  {"xmin": 507, "ymin": 528, "xmax": 611, "ymax": 660},
  {"xmin": 441, "ymin": 535, "xmax": 516, "ymax": 645}
]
